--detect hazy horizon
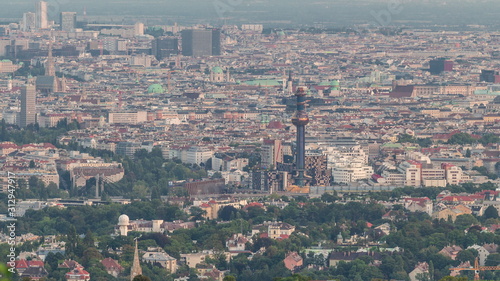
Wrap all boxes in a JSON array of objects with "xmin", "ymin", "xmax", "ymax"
[{"xmin": 0, "ymin": 0, "xmax": 499, "ymax": 27}]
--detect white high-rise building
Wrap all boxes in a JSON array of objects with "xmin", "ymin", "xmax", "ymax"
[
  {"xmin": 332, "ymin": 163, "xmax": 374, "ymax": 184},
  {"xmin": 35, "ymin": 1, "xmax": 48, "ymax": 30},
  {"xmin": 134, "ymin": 22, "xmax": 144, "ymax": 36},
  {"xmin": 22, "ymin": 12, "xmax": 36, "ymax": 32}
]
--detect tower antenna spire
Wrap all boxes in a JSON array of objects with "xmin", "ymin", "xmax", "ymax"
[{"xmin": 45, "ymin": 40, "xmax": 55, "ymax": 76}]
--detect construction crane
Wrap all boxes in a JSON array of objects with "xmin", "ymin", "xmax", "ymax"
[{"xmin": 449, "ymin": 257, "xmax": 500, "ymax": 280}]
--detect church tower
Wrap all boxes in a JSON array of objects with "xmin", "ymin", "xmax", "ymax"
[
  {"xmin": 45, "ymin": 41, "xmax": 55, "ymax": 76},
  {"xmin": 130, "ymin": 239, "xmax": 142, "ymax": 281},
  {"xmin": 286, "ymin": 71, "xmax": 293, "ymax": 94},
  {"xmin": 37, "ymin": 40, "xmax": 66, "ymax": 94}
]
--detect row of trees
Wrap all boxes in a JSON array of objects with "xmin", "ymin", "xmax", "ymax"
[
  {"xmin": 397, "ymin": 133, "xmax": 433, "ymax": 147},
  {"xmin": 398, "ymin": 132, "xmax": 500, "ymax": 147},
  {"xmin": 104, "ymin": 148, "xmax": 207, "ymax": 199},
  {"xmin": 368, "ymin": 183, "xmax": 497, "ymax": 202},
  {"xmin": 447, "ymin": 132, "xmax": 499, "ymax": 146},
  {"xmin": 6, "ymin": 183, "xmax": 500, "ymax": 280}
]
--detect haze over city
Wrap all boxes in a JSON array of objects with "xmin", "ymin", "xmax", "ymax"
[{"xmin": 0, "ymin": 0, "xmax": 499, "ymax": 26}]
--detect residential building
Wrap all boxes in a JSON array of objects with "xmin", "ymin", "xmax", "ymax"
[
  {"xmin": 108, "ymin": 111, "xmax": 148, "ymax": 125},
  {"xmin": 409, "ymin": 262, "xmax": 430, "ymax": 281},
  {"xmin": 438, "ymin": 245, "xmax": 463, "ymax": 260},
  {"xmin": 284, "ymin": 252, "xmax": 303, "ymax": 271},
  {"xmin": 225, "ymin": 234, "xmax": 248, "ymax": 252},
  {"xmin": 403, "ymin": 197, "xmax": 433, "ymax": 216},
  {"xmin": 252, "ymin": 221, "xmax": 295, "ymax": 239},
  {"xmin": 142, "ymin": 252, "xmax": 177, "ymax": 273},
  {"xmin": 186, "ymin": 146, "xmax": 213, "ymax": 165},
  {"xmin": 260, "ymin": 139, "xmax": 283, "ymax": 169},
  {"xmin": 101, "ymin": 258, "xmax": 124, "ymax": 278}
]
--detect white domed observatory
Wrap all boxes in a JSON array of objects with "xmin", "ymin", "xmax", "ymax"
[{"xmin": 117, "ymin": 214, "xmax": 130, "ymax": 236}]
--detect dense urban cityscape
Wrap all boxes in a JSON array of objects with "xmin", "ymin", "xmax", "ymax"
[{"xmin": 0, "ymin": 0, "xmax": 499, "ymax": 281}]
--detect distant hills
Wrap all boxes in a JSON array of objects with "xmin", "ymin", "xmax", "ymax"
[{"xmin": 1, "ymin": 0, "xmax": 499, "ymax": 26}]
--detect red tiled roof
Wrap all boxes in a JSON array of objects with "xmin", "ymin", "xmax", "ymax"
[
  {"xmin": 0, "ymin": 143, "xmax": 19, "ymax": 149},
  {"xmin": 267, "ymin": 121, "xmax": 284, "ymax": 129},
  {"xmin": 441, "ymin": 195, "xmax": 482, "ymax": 202},
  {"xmin": 404, "ymin": 197, "xmax": 430, "ymax": 203},
  {"xmin": 28, "ymin": 260, "xmax": 44, "ymax": 267},
  {"xmin": 15, "ymin": 259, "xmax": 28, "ymax": 269},
  {"xmin": 101, "ymin": 258, "xmax": 123, "ymax": 271},
  {"xmin": 245, "ymin": 202, "xmax": 264, "ymax": 208}
]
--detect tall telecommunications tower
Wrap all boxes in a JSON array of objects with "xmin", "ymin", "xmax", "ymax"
[{"xmin": 291, "ymin": 87, "xmax": 309, "ymax": 187}]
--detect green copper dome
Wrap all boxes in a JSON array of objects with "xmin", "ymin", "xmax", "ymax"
[
  {"xmin": 319, "ymin": 80, "xmax": 340, "ymax": 89},
  {"xmin": 212, "ymin": 66, "xmax": 224, "ymax": 74},
  {"xmin": 147, "ymin": 84, "xmax": 165, "ymax": 94},
  {"xmin": 331, "ymin": 80, "xmax": 340, "ymax": 90}
]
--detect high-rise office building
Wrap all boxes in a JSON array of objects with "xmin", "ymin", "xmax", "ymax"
[
  {"xmin": 181, "ymin": 29, "xmax": 221, "ymax": 57},
  {"xmin": 153, "ymin": 37, "xmax": 178, "ymax": 60},
  {"xmin": 60, "ymin": 12, "xmax": 77, "ymax": 32},
  {"xmin": 35, "ymin": 1, "xmax": 48, "ymax": 30},
  {"xmin": 20, "ymin": 84, "xmax": 37, "ymax": 127},
  {"xmin": 211, "ymin": 29, "xmax": 221, "ymax": 56},
  {"xmin": 22, "ymin": 12, "xmax": 36, "ymax": 32},
  {"xmin": 429, "ymin": 58, "xmax": 453, "ymax": 75},
  {"xmin": 480, "ymin": 70, "xmax": 500, "ymax": 83}
]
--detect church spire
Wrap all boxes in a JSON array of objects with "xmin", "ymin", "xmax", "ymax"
[
  {"xmin": 45, "ymin": 41, "xmax": 55, "ymax": 76},
  {"xmin": 130, "ymin": 238, "xmax": 142, "ymax": 281}
]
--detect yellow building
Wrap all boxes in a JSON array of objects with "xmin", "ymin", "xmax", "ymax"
[
  {"xmin": 432, "ymin": 205, "xmax": 471, "ymax": 222},
  {"xmin": 197, "ymin": 199, "xmax": 247, "ymax": 220},
  {"xmin": 483, "ymin": 114, "xmax": 500, "ymax": 123}
]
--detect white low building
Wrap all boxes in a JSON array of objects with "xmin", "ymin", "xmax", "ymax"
[{"xmin": 332, "ymin": 163, "xmax": 373, "ymax": 184}]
